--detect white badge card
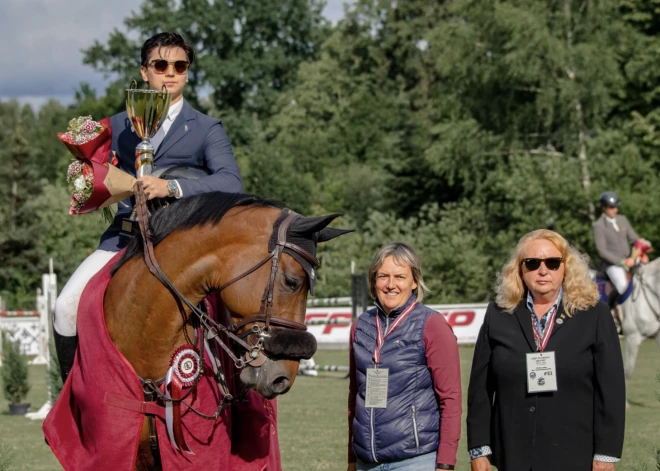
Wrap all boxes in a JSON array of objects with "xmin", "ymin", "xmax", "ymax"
[
  {"xmin": 365, "ymin": 368, "xmax": 389, "ymax": 408},
  {"xmin": 526, "ymin": 351, "xmax": 558, "ymax": 393}
]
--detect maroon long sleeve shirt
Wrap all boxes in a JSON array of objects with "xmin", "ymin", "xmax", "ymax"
[{"xmin": 347, "ymin": 312, "xmax": 462, "ymax": 466}]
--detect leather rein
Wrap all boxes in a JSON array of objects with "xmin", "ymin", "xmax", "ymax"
[{"xmin": 133, "ymin": 182, "xmax": 319, "ymax": 409}]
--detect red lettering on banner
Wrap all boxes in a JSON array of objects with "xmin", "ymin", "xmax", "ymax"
[
  {"xmin": 439, "ymin": 311, "xmax": 476, "ymax": 327},
  {"xmin": 322, "ymin": 313, "xmax": 352, "ymax": 334},
  {"xmin": 447, "ymin": 311, "xmax": 475, "ymax": 327}
]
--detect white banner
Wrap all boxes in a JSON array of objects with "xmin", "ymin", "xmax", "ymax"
[{"xmin": 305, "ymin": 303, "xmax": 488, "ymax": 349}]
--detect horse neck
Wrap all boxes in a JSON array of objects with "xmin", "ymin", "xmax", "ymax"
[
  {"xmin": 640, "ymin": 257, "xmax": 660, "ymax": 281},
  {"xmin": 105, "ymin": 222, "xmax": 242, "ymax": 379}
]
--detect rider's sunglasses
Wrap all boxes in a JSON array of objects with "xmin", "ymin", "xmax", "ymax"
[
  {"xmin": 521, "ymin": 257, "xmax": 563, "ymax": 271},
  {"xmin": 148, "ymin": 59, "xmax": 190, "ymax": 74}
]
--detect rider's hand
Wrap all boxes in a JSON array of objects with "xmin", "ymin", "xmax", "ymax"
[
  {"xmin": 592, "ymin": 460, "xmax": 615, "ymax": 471},
  {"xmin": 623, "ymin": 257, "xmax": 636, "ymax": 268},
  {"xmin": 471, "ymin": 457, "xmax": 492, "ymax": 471},
  {"xmin": 137, "ymin": 176, "xmax": 170, "ymax": 200},
  {"xmin": 641, "ymin": 254, "xmax": 650, "ymax": 264}
]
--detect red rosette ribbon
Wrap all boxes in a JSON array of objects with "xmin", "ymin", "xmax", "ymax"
[
  {"xmin": 170, "ymin": 345, "xmax": 202, "ymax": 387},
  {"xmin": 163, "ymin": 344, "xmax": 201, "ymax": 454}
]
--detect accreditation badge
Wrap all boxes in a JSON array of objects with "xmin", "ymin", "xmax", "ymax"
[
  {"xmin": 526, "ymin": 351, "xmax": 558, "ymax": 393},
  {"xmin": 365, "ymin": 368, "xmax": 389, "ymax": 408}
]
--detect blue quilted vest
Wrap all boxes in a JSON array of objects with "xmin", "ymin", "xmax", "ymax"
[{"xmin": 351, "ymin": 296, "xmax": 440, "ymax": 463}]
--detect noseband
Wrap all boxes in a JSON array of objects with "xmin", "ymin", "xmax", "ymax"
[{"xmin": 134, "ymin": 183, "xmax": 317, "ymax": 397}]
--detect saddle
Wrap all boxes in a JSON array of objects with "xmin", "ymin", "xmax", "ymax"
[
  {"xmin": 594, "ymin": 270, "xmax": 634, "ymax": 309},
  {"xmin": 595, "ymin": 238, "xmax": 652, "ymax": 309}
]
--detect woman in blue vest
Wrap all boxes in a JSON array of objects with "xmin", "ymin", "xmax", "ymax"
[{"xmin": 347, "ymin": 243, "xmax": 462, "ymax": 471}]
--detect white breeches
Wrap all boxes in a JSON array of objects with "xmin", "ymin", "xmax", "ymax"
[
  {"xmin": 53, "ymin": 250, "xmax": 117, "ymax": 336},
  {"xmin": 606, "ymin": 265, "xmax": 629, "ymax": 294}
]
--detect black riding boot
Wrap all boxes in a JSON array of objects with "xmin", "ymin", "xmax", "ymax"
[
  {"xmin": 607, "ymin": 287, "xmax": 620, "ymax": 310},
  {"xmin": 53, "ymin": 330, "xmax": 78, "ymax": 383}
]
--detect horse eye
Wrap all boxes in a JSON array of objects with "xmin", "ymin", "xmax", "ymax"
[{"xmin": 283, "ymin": 275, "xmax": 302, "ymax": 292}]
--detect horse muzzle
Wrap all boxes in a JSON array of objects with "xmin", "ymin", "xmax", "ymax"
[
  {"xmin": 240, "ymin": 357, "xmax": 297, "ymax": 398},
  {"xmin": 239, "ymin": 329, "xmax": 317, "ymax": 398}
]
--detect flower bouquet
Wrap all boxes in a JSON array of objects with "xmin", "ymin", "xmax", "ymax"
[
  {"xmin": 59, "ymin": 116, "xmax": 135, "ymax": 215},
  {"xmin": 58, "ymin": 115, "xmax": 112, "ymax": 164}
]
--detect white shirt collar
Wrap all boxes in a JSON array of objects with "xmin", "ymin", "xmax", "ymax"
[
  {"xmin": 605, "ymin": 215, "xmax": 619, "ymax": 232},
  {"xmin": 167, "ymin": 98, "xmax": 184, "ymax": 122}
]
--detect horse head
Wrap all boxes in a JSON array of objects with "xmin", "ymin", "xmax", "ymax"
[
  {"xmin": 218, "ymin": 211, "xmax": 352, "ymax": 398},
  {"xmin": 106, "ymin": 193, "xmax": 351, "ymax": 401}
]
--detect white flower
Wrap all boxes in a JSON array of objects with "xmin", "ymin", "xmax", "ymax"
[{"xmin": 74, "ymin": 175, "xmax": 87, "ymax": 191}]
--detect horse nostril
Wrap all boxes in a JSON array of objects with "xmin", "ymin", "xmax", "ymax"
[{"xmin": 271, "ymin": 376, "xmax": 290, "ymax": 395}]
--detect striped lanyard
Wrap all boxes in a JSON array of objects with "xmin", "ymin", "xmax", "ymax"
[
  {"xmin": 373, "ymin": 302, "xmax": 417, "ymax": 365},
  {"xmin": 531, "ymin": 304, "xmax": 558, "ymax": 352}
]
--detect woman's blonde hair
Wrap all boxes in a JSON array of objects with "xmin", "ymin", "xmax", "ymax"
[
  {"xmin": 495, "ymin": 229, "xmax": 599, "ymax": 315},
  {"xmin": 368, "ymin": 243, "xmax": 429, "ymax": 303}
]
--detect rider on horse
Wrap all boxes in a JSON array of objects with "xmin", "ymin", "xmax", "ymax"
[
  {"xmin": 53, "ymin": 31, "xmax": 243, "ymax": 382},
  {"xmin": 593, "ymin": 191, "xmax": 651, "ymax": 309}
]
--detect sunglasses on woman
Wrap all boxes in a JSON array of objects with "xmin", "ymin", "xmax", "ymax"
[
  {"xmin": 521, "ymin": 257, "xmax": 563, "ymax": 271},
  {"xmin": 148, "ymin": 59, "xmax": 190, "ymax": 74}
]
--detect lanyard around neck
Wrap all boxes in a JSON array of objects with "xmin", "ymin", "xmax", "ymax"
[
  {"xmin": 373, "ymin": 302, "xmax": 416, "ymax": 365},
  {"xmin": 531, "ymin": 305, "xmax": 558, "ymax": 352}
]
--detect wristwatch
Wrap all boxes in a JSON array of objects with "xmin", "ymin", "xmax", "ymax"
[{"xmin": 167, "ymin": 180, "xmax": 178, "ymax": 198}]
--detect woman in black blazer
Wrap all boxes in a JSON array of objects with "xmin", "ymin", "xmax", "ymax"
[{"xmin": 467, "ymin": 229, "xmax": 625, "ymax": 471}]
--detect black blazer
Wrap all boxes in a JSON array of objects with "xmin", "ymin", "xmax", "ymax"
[{"xmin": 466, "ymin": 300, "xmax": 625, "ymax": 471}]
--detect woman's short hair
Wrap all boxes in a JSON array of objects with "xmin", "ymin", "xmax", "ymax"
[
  {"xmin": 495, "ymin": 229, "xmax": 599, "ymax": 315},
  {"xmin": 368, "ymin": 243, "xmax": 429, "ymax": 303}
]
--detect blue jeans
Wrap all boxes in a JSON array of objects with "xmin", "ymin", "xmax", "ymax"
[{"xmin": 357, "ymin": 452, "xmax": 438, "ymax": 470}]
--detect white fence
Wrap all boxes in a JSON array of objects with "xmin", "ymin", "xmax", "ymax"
[{"xmin": 0, "ymin": 271, "xmax": 56, "ymax": 366}]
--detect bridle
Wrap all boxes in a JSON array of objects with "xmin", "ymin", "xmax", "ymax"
[{"xmin": 134, "ymin": 182, "xmax": 318, "ymax": 407}]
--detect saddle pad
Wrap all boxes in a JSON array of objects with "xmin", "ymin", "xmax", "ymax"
[{"xmin": 43, "ymin": 252, "xmax": 281, "ymax": 471}]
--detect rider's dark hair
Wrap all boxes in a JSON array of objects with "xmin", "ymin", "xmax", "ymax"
[{"xmin": 141, "ymin": 32, "xmax": 195, "ymax": 67}]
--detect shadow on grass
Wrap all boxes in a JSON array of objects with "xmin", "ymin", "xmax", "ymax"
[{"xmin": 628, "ymin": 398, "xmax": 649, "ymax": 408}]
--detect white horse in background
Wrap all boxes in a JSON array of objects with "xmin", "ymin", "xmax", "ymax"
[{"xmin": 620, "ymin": 257, "xmax": 660, "ymax": 396}]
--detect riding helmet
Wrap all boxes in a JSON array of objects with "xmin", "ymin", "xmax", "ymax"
[{"xmin": 599, "ymin": 191, "xmax": 620, "ymax": 208}]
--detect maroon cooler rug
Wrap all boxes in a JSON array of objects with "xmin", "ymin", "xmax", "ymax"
[{"xmin": 43, "ymin": 253, "xmax": 281, "ymax": 471}]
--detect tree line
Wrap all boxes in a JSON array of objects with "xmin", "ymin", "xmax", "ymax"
[{"xmin": 2, "ymin": 0, "xmax": 660, "ymax": 308}]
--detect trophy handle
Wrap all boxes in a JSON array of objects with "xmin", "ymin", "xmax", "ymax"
[{"xmin": 130, "ymin": 79, "xmax": 138, "ymax": 90}]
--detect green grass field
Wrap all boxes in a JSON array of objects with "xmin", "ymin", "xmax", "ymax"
[{"xmin": 0, "ymin": 341, "xmax": 658, "ymax": 470}]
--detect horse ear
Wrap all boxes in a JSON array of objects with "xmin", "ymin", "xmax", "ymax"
[
  {"xmin": 292, "ymin": 213, "xmax": 342, "ymax": 234},
  {"xmin": 317, "ymin": 227, "xmax": 354, "ymax": 242}
]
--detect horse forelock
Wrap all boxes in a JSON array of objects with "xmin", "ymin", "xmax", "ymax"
[{"xmin": 111, "ymin": 192, "xmax": 284, "ymax": 274}]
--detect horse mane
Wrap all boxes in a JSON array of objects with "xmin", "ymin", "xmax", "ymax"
[{"xmin": 111, "ymin": 192, "xmax": 284, "ymax": 274}]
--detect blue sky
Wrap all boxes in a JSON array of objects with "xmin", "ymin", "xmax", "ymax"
[{"xmin": 1, "ymin": 0, "xmax": 349, "ymax": 109}]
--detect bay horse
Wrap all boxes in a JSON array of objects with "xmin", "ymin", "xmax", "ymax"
[
  {"xmin": 619, "ymin": 257, "xmax": 660, "ymax": 404},
  {"xmin": 44, "ymin": 190, "xmax": 350, "ymax": 470}
]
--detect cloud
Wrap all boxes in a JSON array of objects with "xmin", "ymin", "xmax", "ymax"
[
  {"xmin": 0, "ymin": 0, "xmax": 350, "ymax": 107},
  {"xmin": 1, "ymin": 0, "xmax": 137, "ymax": 99}
]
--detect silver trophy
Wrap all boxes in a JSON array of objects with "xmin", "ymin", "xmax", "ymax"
[{"xmin": 125, "ymin": 80, "xmax": 171, "ymax": 177}]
